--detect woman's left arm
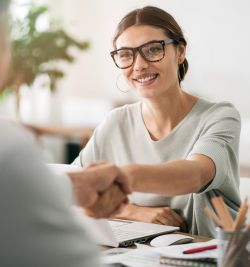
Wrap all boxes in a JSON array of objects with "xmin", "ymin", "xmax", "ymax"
[
  {"xmin": 122, "ymin": 154, "xmax": 215, "ymax": 196},
  {"xmin": 123, "ymin": 103, "xmax": 241, "ymax": 196}
]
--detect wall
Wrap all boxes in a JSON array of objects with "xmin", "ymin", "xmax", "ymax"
[{"xmin": 48, "ymin": 0, "xmax": 250, "ymax": 118}]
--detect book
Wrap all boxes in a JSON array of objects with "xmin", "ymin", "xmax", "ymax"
[{"xmin": 160, "ymin": 256, "xmax": 216, "ymax": 267}]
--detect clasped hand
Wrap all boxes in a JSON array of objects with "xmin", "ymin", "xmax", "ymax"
[{"xmin": 68, "ymin": 163, "xmax": 131, "ymax": 218}]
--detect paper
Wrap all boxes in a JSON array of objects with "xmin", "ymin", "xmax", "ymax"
[
  {"xmin": 155, "ymin": 239, "xmax": 218, "ymax": 259},
  {"xmin": 101, "ymin": 248, "xmax": 161, "ymax": 267},
  {"xmin": 47, "ymin": 163, "xmax": 82, "ymax": 174},
  {"xmin": 101, "ymin": 247, "xmax": 132, "ymax": 257},
  {"xmin": 134, "ymin": 243, "xmax": 152, "ymax": 249}
]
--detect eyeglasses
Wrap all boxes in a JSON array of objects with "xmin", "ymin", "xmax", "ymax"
[{"xmin": 110, "ymin": 39, "xmax": 175, "ymax": 69}]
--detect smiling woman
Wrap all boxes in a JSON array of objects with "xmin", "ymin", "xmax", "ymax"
[
  {"xmin": 114, "ymin": 24, "xmax": 187, "ymax": 101},
  {"xmin": 72, "ymin": 6, "xmax": 241, "ymax": 238}
]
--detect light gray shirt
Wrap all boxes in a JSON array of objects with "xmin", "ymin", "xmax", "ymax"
[
  {"xmin": 73, "ymin": 98, "xmax": 241, "ymax": 237},
  {"xmin": 0, "ymin": 120, "xmax": 101, "ymax": 267}
]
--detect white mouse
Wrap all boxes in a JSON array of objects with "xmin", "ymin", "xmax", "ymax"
[{"xmin": 150, "ymin": 233, "xmax": 194, "ymax": 247}]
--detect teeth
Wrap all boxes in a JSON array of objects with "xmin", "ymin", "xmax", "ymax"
[{"xmin": 137, "ymin": 75, "xmax": 156, "ymax": 83}]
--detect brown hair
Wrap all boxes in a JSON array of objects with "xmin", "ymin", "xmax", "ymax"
[{"xmin": 113, "ymin": 6, "xmax": 188, "ymax": 83}]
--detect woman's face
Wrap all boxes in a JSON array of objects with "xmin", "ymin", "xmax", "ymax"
[
  {"xmin": 0, "ymin": 18, "xmax": 11, "ymax": 91},
  {"xmin": 116, "ymin": 25, "xmax": 185, "ymax": 99}
]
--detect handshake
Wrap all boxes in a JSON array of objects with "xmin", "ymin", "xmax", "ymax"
[{"xmin": 67, "ymin": 163, "xmax": 131, "ymax": 218}]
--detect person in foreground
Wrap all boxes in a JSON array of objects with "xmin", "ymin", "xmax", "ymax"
[
  {"xmin": 0, "ymin": 1, "xmax": 130, "ymax": 266},
  {"xmin": 73, "ymin": 6, "xmax": 241, "ymax": 237}
]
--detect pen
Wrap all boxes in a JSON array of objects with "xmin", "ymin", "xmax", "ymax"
[{"xmin": 183, "ymin": 244, "xmax": 217, "ymax": 254}]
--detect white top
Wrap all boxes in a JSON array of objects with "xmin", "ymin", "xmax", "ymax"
[
  {"xmin": 73, "ymin": 98, "xmax": 241, "ymax": 237},
  {"xmin": 0, "ymin": 120, "xmax": 101, "ymax": 267}
]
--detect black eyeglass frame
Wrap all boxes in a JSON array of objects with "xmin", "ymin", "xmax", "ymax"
[{"xmin": 110, "ymin": 39, "xmax": 177, "ymax": 69}]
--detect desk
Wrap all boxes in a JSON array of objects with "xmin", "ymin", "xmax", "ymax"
[
  {"xmin": 175, "ymin": 232, "xmax": 211, "ymax": 243},
  {"xmin": 23, "ymin": 123, "xmax": 94, "ymax": 147},
  {"xmin": 102, "ymin": 232, "xmax": 214, "ymax": 267},
  {"xmin": 102, "ymin": 232, "xmax": 211, "ymax": 250}
]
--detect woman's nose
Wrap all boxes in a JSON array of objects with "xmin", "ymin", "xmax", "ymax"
[{"xmin": 133, "ymin": 52, "xmax": 149, "ymax": 71}]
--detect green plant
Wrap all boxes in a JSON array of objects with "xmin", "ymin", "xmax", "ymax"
[{"xmin": 5, "ymin": 4, "xmax": 89, "ymax": 92}]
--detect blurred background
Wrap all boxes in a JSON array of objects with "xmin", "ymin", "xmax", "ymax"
[{"xmin": 0, "ymin": 0, "xmax": 249, "ymax": 176}]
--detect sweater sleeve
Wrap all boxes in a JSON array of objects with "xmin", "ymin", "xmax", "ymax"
[
  {"xmin": 188, "ymin": 102, "xmax": 241, "ymax": 193},
  {"xmin": 0, "ymin": 122, "xmax": 101, "ymax": 267}
]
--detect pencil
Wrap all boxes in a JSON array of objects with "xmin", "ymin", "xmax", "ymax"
[
  {"xmin": 183, "ymin": 244, "xmax": 217, "ymax": 254},
  {"xmin": 217, "ymin": 196, "xmax": 234, "ymax": 229},
  {"xmin": 204, "ymin": 207, "xmax": 224, "ymax": 228},
  {"xmin": 233, "ymin": 198, "xmax": 248, "ymax": 230},
  {"xmin": 211, "ymin": 197, "xmax": 233, "ymax": 230}
]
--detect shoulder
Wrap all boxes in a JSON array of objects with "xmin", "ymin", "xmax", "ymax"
[
  {"xmin": 0, "ymin": 119, "xmax": 33, "ymax": 154},
  {"xmin": 0, "ymin": 119, "xmax": 70, "ymax": 196},
  {"xmin": 197, "ymin": 99, "xmax": 241, "ymax": 122},
  {"xmin": 89, "ymin": 102, "xmax": 141, "ymax": 144},
  {"xmin": 108, "ymin": 102, "xmax": 140, "ymax": 118},
  {"xmin": 98, "ymin": 101, "xmax": 140, "ymax": 128}
]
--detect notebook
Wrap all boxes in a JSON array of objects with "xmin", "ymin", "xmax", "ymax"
[{"xmin": 158, "ymin": 239, "xmax": 218, "ymax": 267}]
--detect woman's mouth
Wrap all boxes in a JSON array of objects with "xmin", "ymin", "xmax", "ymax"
[{"xmin": 134, "ymin": 73, "xmax": 158, "ymax": 85}]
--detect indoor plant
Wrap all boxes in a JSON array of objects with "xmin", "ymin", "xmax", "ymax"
[{"xmin": 3, "ymin": 4, "xmax": 89, "ymax": 115}]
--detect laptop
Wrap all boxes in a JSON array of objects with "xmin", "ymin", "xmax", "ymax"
[
  {"xmin": 48, "ymin": 164, "xmax": 179, "ymax": 247},
  {"xmin": 74, "ymin": 208, "xmax": 179, "ymax": 247},
  {"xmin": 106, "ymin": 219, "xmax": 179, "ymax": 247}
]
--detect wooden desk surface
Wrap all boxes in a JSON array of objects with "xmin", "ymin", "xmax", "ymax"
[
  {"xmin": 23, "ymin": 123, "xmax": 94, "ymax": 148},
  {"xmin": 24, "ymin": 123, "xmax": 94, "ymax": 139},
  {"xmin": 175, "ymin": 231, "xmax": 212, "ymax": 243}
]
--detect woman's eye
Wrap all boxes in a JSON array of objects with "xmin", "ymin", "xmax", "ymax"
[
  {"xmin": 118, "ymin": 51, "xmax": 133, "ymax": 60},
  {"xmin": 148, "ymin": 46, "xmax": 162, "ymax": 53}
]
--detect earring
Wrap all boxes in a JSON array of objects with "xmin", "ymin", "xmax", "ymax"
[
  {"xmin": 178, "ymin": 63, "xmax": 186, "ymax": 82},
  {"xmin": 178, "ymin": 64, "xmax": 182, "ymax": 82},
  {"xmin": 178, "ymin": 67, "xmax": 181, "ymax": 82},
  {"xmin": 116, "ymin": 73, "xmax": 131, "ymax": 93},
  {"xmin": 182, "ymin": 62, "xmax": 186, "ymax": 76}
]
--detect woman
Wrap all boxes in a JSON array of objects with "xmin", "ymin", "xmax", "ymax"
[{"xmin": 73, "ymin": 6, "xmax": 241, "ymax": 237}]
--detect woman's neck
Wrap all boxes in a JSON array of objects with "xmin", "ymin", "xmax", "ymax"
[{"xmin": 141, "ymin": 91, "xmax": 198, "ymax": 140}]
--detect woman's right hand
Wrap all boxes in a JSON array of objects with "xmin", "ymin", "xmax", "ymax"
[{"xmin": 114, "ymin": 204, "xmax": 184, "ymax": 227}]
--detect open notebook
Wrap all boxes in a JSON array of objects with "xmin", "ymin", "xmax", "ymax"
[{"xmin": 48, "ymin": 163, "xmax": 179, "ymax": 247}]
